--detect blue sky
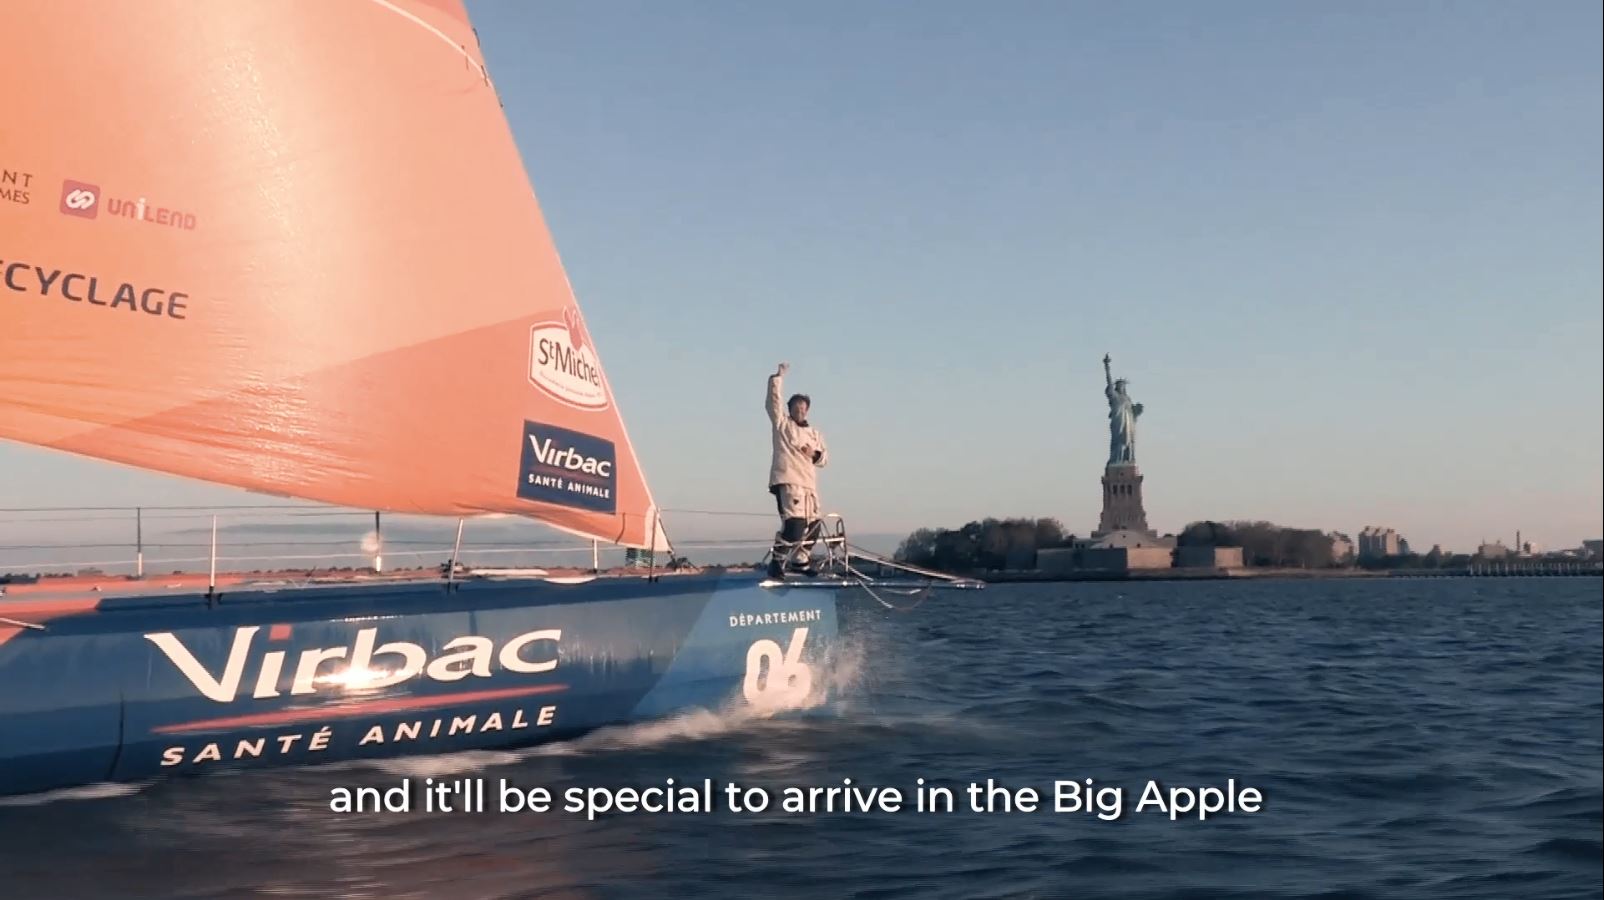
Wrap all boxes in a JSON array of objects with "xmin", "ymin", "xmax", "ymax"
[{"xmin": 2, "ymin": 0, "xmax": 1599, "ymax": 555}]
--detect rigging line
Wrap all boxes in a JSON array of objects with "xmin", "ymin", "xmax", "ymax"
[
  {"xmin": 3, "ymin": 504, "xmax": 789, "ymax": 519},
  {"xmin": 0, "ymin": 541, "xmax": 785, "ymax": 574},
  {"xmin": 0, "ymin": 617, "xmax": 46, "ymax": 632},
  {"xmin": 844, "ymin": 567, "xmax": 933, "ymax": 613},
  {"xmin": 0, "ymin": 504, "xmax": 337, "ymax": 513},
  {"xmin": 844, "ymin": 543, "xmax": 978, "ymax": 585},
  {"xmin": 657, "ymin": 508, "xmax": 775, "ymax": 518}
]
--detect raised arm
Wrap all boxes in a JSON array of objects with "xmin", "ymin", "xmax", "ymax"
[
  {"xmin": 765, "ymin": 362, "xmax": 787, "ymax": 426},
  {"xmin": 1103, "ymin": 353, "xmax": 1113, "ymax": 388}
]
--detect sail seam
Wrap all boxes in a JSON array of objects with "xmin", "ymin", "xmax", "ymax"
[{"xmin": 363, "ymin": 0, "xmax": 487, "ymax": 78}]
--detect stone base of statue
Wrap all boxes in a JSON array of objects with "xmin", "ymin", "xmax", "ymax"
[{"xmin": 1093, "ymin": 462, "xmax": 1149, "ymax": 537}]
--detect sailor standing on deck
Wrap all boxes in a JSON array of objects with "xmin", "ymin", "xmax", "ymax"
[{"xmin": 765, "ymin": 362, "xmax": 828, "ymax": 578}]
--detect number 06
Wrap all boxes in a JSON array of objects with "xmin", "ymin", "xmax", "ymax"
[{"xmin": 743, "ymin": 627, "xmax": 812, "ymax": 705}]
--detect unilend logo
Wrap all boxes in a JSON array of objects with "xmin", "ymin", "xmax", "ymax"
[
  {"xmin": 517, "ymin": 419, "xmax": 618, "ymax": 514},
  {"xmin": 528, "ymin": 308, "xmax": 609, "ymax": 411},
  {"xmin": 60, "ymin": 179, "xmax": 99, "ymax": 218},
  {"xmin": 58, "ymin": 178, "xmax": 197, "ymax": 229}
]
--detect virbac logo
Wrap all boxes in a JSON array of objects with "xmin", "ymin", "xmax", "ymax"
[
  {"xmin": 145, "ymin": 625, "xmax": 562, "ymax": 704},
  {"xmin": 529, "ymin": 311, "xmax": 609, "ymax": 411}
]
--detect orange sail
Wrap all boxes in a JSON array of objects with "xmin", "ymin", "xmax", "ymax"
[{"xmin": 0, "ymin": 0, "xmax": 669, "ymax": 551}]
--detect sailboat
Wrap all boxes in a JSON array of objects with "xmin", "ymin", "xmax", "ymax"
[{"xmin": 0, "ymin": 0, "xmax": 977, "ymax": 798}]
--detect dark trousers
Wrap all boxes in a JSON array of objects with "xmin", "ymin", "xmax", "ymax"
[{"xmin": 769, "ymin": 484, "xmax": 820, "ymax": 570}]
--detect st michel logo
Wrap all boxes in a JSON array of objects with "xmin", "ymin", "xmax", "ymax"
[{"xmin": 529, "ymin": 307, "xmax": 609, "ymax": 411}]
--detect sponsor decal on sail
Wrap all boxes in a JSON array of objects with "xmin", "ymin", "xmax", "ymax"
[
  {"xmin": 1, "ymin": 167, "xmax": 31, "ymax": 206},
  {"xmin": 528, "ymin": 306, "xmax": 609, "ymax": 410},
  {"xmin": 59, "ymin": 179, "xmax": 98, "ymax": 218},
  {"xmin": 0, "ymin": 256, "xmax": 190, "ymax": 319},
  {"xmin": 58, "ymin": 178, "xmax": 197, "ymax": 229},
  {"xmin": 517, "ymin": 420, "xmax": 618, "ymax": 513}
]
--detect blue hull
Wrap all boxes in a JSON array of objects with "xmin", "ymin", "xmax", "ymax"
[{"xmin": 0, "ymin": 570, "xmax": 838, "ymax": 797}]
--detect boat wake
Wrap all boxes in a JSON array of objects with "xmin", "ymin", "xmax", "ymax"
[{"xmin": 0, "ymin": 780, "xmax": 149, "ymax": 807}]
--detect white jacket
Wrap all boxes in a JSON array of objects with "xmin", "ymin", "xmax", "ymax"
[{"xmin": 766, "ymin": 373, "xmax": 828, "ymax": 491}]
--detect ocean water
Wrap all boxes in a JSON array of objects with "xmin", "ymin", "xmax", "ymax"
[{"xmin": 1, "ymin": 578, "xmax": 1599, "ymax": 899}]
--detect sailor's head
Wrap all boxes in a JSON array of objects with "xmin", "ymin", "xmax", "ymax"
[{"xmin": 787, "ymin": 393, "xmax": 811, "ymax": 424}]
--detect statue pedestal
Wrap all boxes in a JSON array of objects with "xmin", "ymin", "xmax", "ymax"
[{"xmin": 1094, "ymin": 463, "xmax": 1149, "ymax": 537}]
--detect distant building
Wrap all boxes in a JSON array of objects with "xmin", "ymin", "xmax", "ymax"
[
  {"xmin": 1037, "ymin": 547, "xmax": 1077, "ymax": 574},
  {"xmin": 1358, "ymin": 526, "xmax": 1402, "ymax": 559},
  {"xmin": 1584, "ymin": 539, "xmax": 1603, "ymax": 560},
  {"xmin": 1082, "ymin": 529, "xmax": 1174, "ymax": 551},
  {"xmin": 1079, "ymin": 546, "xmax": 1173, "ymax": 571},
  {"xmin": 1176, "ymin": 546, "xmax": 1244, "ymax": 569},
  {"xmin": 1477, "ymin": 541, "xmax": 1510, "ymax": 560},
  {"xmin": 1039, "ymin": 527, "xmax": 1177, "ymax": 574}
]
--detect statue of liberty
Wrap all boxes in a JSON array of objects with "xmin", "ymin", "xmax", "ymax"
[{"xmin": 1103, "ymin": 353, "xmax": 1142, "ymax": 466}]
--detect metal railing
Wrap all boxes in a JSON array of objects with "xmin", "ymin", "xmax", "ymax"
[{"xmin": 0, "ymin": 504, "xmax": 785, "ymax": 582}]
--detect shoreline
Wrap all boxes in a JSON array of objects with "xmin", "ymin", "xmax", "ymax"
[{"xmin": 978, "ymin": 564, "xmax": 1603, "ymax": 583}]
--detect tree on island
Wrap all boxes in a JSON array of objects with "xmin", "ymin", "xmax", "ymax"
[
  {"xmin": 1178, "ymin": 519, "xmax": 1338, "ymax": 569},
  {"xmin": 896, "ymin": 517, "xmax": 1073, "ymax": 573},
  {"xmin": 897, "ymin": 515, "xmax": 1450, "ymax": 573}
]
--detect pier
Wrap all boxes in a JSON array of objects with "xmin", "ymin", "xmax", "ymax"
[
  {"xmin": 978, "ymin": 561, "xmax": 1602, "ymax": 584},
  {"xmin": 1388, "ymin": 561, "xmax": 1604, "ymax": 579}
]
